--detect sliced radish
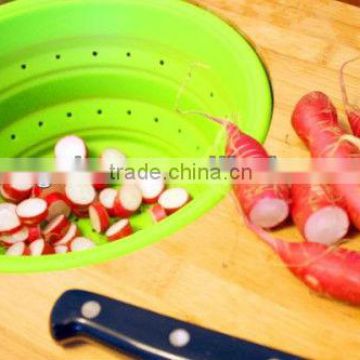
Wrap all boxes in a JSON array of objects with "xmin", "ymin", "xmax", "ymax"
[
  {"xmin": 69, "ymin": 237, "xmax": 95, "ymax": 252},
  {"xmin": 29, "ymin": 239, "xmax": 54, "ymax": 256},
  {"xmin": 3, "ymin": 172, "xmax": 34, "ymax": 201},
  {"xmin": 55, "ymin": 135, "xmax": 87, "ymax": 171},
  {"xmin": 0, "ymin": 184, "xmax": 20, "ymax": 203},
  {"xmin": 106, "ymin": 219, "xmax": 133, "ymax": 241},
  {"xmin": 101, "ymin": 148, "xmax": 126, "ymax": 172},
  {"xmin": 99, "ymin": 188, "xmax": 117, "ymax": 216},
  {"xmin": 149, "ymin": 204, "xmax": 167, "ymax": 223},
  {"xmin": 55, "ymin": 223, "xmax": 79, "ymax": 246},
  {"xmin": 89, "ymin": 202, "xmax": 110, "ymax": 233},
  {"xmin": 93, "ymin": 172, "xmax": 108, "ymax": 191},
  {"xmin": 158, "ymin": 188, "xmax": 191, "ymax": 214},
  {"xmin": 65, "ymin": 183, "xmax": 96, "ymax": 207},
  {"xmin": 5, "ymin": 242, "xmax": 29, "ymax": 256},
  {"xmin": 26, "ymin": 226, "xmax": 42, "ymax": 244},
  {"xmin": 0, "ymin": 227, "xmax": 29, "ymax": 246},
  {"xmin": 71, "ymin": 206, "xmax": 90, "ymax": 218},
  {"xmin": 0, "ymin": 203, "xmax": 21, "ymax": 234},
  {"xmin": 44, "ymin": 192, "xmax": 71, "ymax": 221},
  {"xmin": 113, "ymin": 184, "xmax": 142, "ymax": 218},
  {"xmin": 55, "ymin": 245, "xmax": 68, "ymax": 254},
  {"xmin": 137, "ymin": 174, "xmax": 165, "ymax": 204},
  {"xmin": 43, "ymin": 214, "xmax": 70, "ymax": 243},
  {"xmin": 16, "ymin": 198, "xmax": 48, "ymax": 226},
  {"xmin": 33, "ymin": 184, "xmax": 65, "ymax": 198}
]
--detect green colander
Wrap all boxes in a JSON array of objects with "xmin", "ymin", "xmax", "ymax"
[{"xmin": 0, "ymin": 0, "xmax": 272, "ymax": 272}]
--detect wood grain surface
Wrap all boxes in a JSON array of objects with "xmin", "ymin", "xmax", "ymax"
[{"xmin": 0, "ymin": 0, "xmax": 360, "ymax": 359}]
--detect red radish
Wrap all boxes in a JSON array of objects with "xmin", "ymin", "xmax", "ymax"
[
  {"xmin": 99, "ymin": 188, "xmax": 117, "ymax": 216},
  {"xmin": 292, "ymin": 92, "xmax": 360, "ymax": 230},
  {"xmin": 16, "ymin": 198, "xmax": 48, "ymax": 226},
  {"xmin": 246, "ymin": 217, "xmax": 360, "ymax": 306},
  {"xmin": 291, "ymin": 184, "xmax": 349, "ymax": 245},
  {"xmin": 55, "ymin": 245, "xmax": 68, "ymax": 254},
  {"xmin": 71, "ymin": 206, "xmax": 90, "ymax": 218},
  {"xmin": 89, "ymin": 202, "xmax": 110, "ymax": 233},
  {"xmin": 5, "ymin": 242, "xmax": 29, "ymax": 256},
  {"xmin": 55, "ymin": 135, "xmax": 87, "ymax": 171},
  {"xmin": 137, "ymin": 175, "xmax": 165, "ymax": 204},
  {"xmin": 29, "ymin": 239, "xmax": 54, "ymax": 256},
  {"xmin": 42, "ymin": 214, "xmax": 70, "ymax": 243},
  {"xmin": 158, "ymin": 188, "xmax": 190, "ymax": 214},
  {"xmin": 0, "ymin": 203, "xmax": 21, "ymax": 235},
  {"xmin": 340, "ymin": 57, "xmax": 360, "ymax": 137},
  {"xmin": 0, "ymin": 184, "xmax": 20, "ymax": 203},
  {"xmin": 113, "ymin": 184, "xmax": 142, "ymax": 217},
  {"xmin": 65, "ymin": 183, "xmax": 96, "ymax": 208},
  {"xmin": 149, "ymin": 204, "xmax": 167, "ymax": 222},
  {"xmin": 69, "ymin": 237, "xmax": 95, "ymax": 252},
  {"xmin": 44, "ymin": 192, "xmax": 71, "ymax": 221},
  {"xmin": 54, "ymin": 223, "xmax": 79, "ymax": 246},
  {"xmin": 106, "ymin": 219, "xmax": 133, "ymax": 241},
  {"xmin": 33, "ymin": 184, "xmax": 65, "ymax": 198},
  {"xmin": 0, "ymin": 227, "xmax": 29, "ymax": 246},
  {"xmin": 2, "ymin": 172, "xmax": 34, "ymax": 201},
  {"xmin": 92, "ymin": 172, "xmax": 108, "ymax": 191},
  {"xmin": 26, "ymin": 226, "xmax": 41, "ymax": 244},
  {"xmin": 184, "ymin": 111, "xmax": 290, "ymax": 228}
]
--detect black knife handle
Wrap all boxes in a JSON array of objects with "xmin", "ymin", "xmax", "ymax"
[{"xmin": 50, "ymin": 289, "xmax": 300, "ymax": 360}]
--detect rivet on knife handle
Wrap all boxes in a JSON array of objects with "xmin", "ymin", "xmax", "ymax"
[{"xmin": 50, "ymin": 289, "xmax": 301, "ymax": 360}]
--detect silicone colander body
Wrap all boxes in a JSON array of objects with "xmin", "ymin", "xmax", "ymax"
[{"xmin": 0, "ymin": 0, "xmax": 272, "ymax": 272}]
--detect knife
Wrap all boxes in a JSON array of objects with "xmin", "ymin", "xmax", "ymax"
[{"xmin": 50, "ymin": 289, "xmax": 300, "ymax": 360}]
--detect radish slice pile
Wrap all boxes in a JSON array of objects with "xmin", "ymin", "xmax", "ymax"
[{"xmin": 0, "ymin": 135, "xmax": 193, "ymax": 257}]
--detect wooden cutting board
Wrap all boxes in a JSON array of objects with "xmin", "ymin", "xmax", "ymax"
[{"xmin": 0, "ymin": 0, "xmax": 359, "ymax": 359}]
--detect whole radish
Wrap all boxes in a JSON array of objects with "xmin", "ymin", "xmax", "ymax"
[
  {"xmin": 187, "ymin": 112, "xmax": 290, "ymax": 228},
  {"xmin": 291, "ymin": 184, "xmax": 349, "ymax": 245},
  {"xmin": 246, "ymin": 217, "xmax": 360, "ymax": 306},
  {"xmin": 340, "ymin": 57, "xmax": 360, "ymax": 137},
  {"xmin": 292, "ymin": 91, "xmax": 360, "ymax": 230}
]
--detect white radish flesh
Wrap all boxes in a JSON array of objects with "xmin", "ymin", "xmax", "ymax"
[
  {"xmin": 3, "ymin": 172, "xmax": 34, "ymax": 200},
  {"xmin": 65, "ymin": 184, "xmax": 96, "ymax": 207},
  {"xmin": 137, "ymin": 175, "xmax": 165, "ymax": 204},
  {"xmin": 99, "ymin": 188, "xmax": 117, "ymax": 216},
  {"xmin": 70, "ymin": 237, "xmax": 95, "ymax": 252},
  {"xmin": 249, "ymin": 198, "xmax": 289, "ymax": 229},
  {"xmin": 44, "ymin": 192, "xmax": 71, "ymax": 221},
  {"xmin": 55, "ymin": 135, "xmax": 87, "ymax": 171},
  {"xmin": 0, "ymin": 203, "xmax": 21, "ymax": 234},
  {"xmin": 101, "ymin": 149, "xmax": 126, "ymax": 172},
  {"xmin": 106, "ymin": 219, "xmax": 133, "ymax": 241},
  {"xmin": 55, "ymin": 245, "xmax": 68, "ymax": 254},
  {"xmin": 113, "ymin": 184, "xmax": 142, "ymax": 217},
  {"xmin": 89, "ymin": 202, "xmax": 110, "ymax": 233},
  {"xmin": 55, "ymin": 223, "xmax": 79, "ymax": 246},
  {"xmin": 158, "ymin": 188, "xmax": 190, "ymax": 214},
  {"xmin": 16, "ymin": 198, "xmax": 48, "ymax": 225},
  {"xmin": 6, "ymin": 242, "xmax": 29, "ymax": 256},
  {"xmin": 29, "ymin": 239, "xmax": 54, "ymax": 256},
  {"xmin": 1, "ymin": 227, "xmax": 29, "ymax": 245},
  {"xmin": 304, "ymin": 206, "xmax": 349, "ymax": 245}
]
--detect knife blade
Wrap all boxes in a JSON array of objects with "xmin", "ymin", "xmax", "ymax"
[{"xmin": 50, "ymin": 289, "xmax": 300, "ymax": 360}]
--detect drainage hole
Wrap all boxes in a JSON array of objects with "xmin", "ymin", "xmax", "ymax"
[
  {"xmin": 55, "ymin": 54, "xmax": 61, "ymax": 60},
  {"xmin": 92, "ymin": 51, "xmax": 98, "ymax": 57},
  {"xmin": 67, "ymin": 112, "xmax": 73, "ymax": 118},
  {"xmin": 154, "ymin": 117, "xmax": 159, "ymax": 123},
  {"xmin": 210, "ymin": 92, "xmax": 214, "ymax": 98},
  {"xmin": 178, "ymin": 129, "xmax": 182, "ymax": 134},
  {"xmin": 20, "ymin": 64, "xmax": 27, "ymax": 70},
  {"xmin": 127, "ymin": 110, "xmax": 132, "ymax": 116},
  {"xmin": 10, "ymin": 134, "xmax": 16, "ymax": 140},
  {"xmin": 159, "ymin": 60, "xmax": 165, "ymax": 66},
  {"xmin": 97, "ymin": 109, "xmax": 103, "ymax": 115},
  {"xmin": 126, "ymin": 52, "xmax": 131, "ymax": 57},
  {"xmin": 38, "ymin": 121, "xmax": 44, "ymax": 127}
]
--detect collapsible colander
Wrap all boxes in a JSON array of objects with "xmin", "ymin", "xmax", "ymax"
[{"xmin": 0, "ymin": 0, "xmax": 272, "ymax": 272}]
